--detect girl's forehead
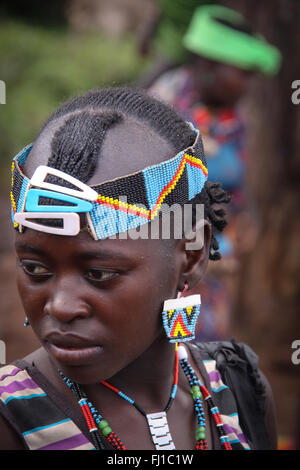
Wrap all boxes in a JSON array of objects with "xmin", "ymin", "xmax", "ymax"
[{"xmin": 14, "ymin": 226, "xmax": 172, "ymax": 262}]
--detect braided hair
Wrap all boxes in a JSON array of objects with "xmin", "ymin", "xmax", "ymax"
[{"xmin": 35, "ymin": 86, "xmax": 230, "ymax": 260}]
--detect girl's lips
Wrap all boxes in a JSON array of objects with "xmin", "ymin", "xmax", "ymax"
[
  {"xmin": 47, "ymin": 342, "xmax": 103, "ymax": 365},
  {"xmin": 44, "ymin": 331, "xmax": 104, "ymax": 365}
]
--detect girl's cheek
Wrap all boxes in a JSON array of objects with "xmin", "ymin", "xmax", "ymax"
[{"xmin": 17, "ymin": 276, "xmax": 46, "ymax": 314}]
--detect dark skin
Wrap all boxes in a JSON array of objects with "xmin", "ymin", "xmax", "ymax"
[
  {"xmin": 0, "ymin": 116, "xmax": 213, "ymax": 450},
  {"xmin": 190, "ymin": 56, "xmax": 254, "ymax": 108}
]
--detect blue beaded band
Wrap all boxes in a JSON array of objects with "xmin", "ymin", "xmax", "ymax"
[{"xmin": 10, "ymin": 124, "xmax": 208, "ymax": 240}]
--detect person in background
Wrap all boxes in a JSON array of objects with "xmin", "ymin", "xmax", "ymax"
[
  {"xmin": 137, "ymin": 0, "xmax": 215, "ymax": 88},
  {"xmin": 148, "ymin": 5, "xmax": 281, "ymax": 341}
]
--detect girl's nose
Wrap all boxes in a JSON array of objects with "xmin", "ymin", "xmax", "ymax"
[{"xmin": 44, "ymin": 276, "xmax": 91, "ymax": 323}]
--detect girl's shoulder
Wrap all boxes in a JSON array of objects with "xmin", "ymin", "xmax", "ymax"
[
  {"xmin": 0, "ymin": 361, "xmax": 95, "ymax": 450},
  {"xmin": 188, "ymin": 340, "xmax": 277, "ymax": 450},
  {"xmin": 0, "ymin": 363, "xmax": 31, "ymax": 449}
]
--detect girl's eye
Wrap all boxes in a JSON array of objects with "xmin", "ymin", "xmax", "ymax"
[
  {"xmin": 19, "ymin": 261, "xmax": 51, "ymax": 277},
  {"xmin": 85, "ymin": 269, "xmax": 117, "ymax": 283}
]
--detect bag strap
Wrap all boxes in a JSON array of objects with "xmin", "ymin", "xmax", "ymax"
[{"xmin": 195, "ymin": 338, "xmax": 271, "ymax": 450}]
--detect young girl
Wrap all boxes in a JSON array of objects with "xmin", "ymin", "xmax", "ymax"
[{"xmin": 1, "ymin": 87, "xmax": 276, "ymax": 450}]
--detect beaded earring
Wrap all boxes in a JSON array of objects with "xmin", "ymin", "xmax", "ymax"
[
  {"xmin": 162, "ymin": 284, "xmax": 201, "ymax": 343},
  {"xmin": 24, "ymin": 316, "xmax": 30, "ymax": 327}
]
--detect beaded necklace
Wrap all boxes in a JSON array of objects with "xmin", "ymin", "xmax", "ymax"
[
  {"xmin": 100, "ymin": 346, "xmax": 179, "ymax": 450},
  {"xmin": 59, "ymin": 343, "xmax": 232, "ymax": 450}
]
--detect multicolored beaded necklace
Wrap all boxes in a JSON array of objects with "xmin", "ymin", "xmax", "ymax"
[{"xmin": 59, "ymin": 343, "xmax": 232, "ymax": 450}]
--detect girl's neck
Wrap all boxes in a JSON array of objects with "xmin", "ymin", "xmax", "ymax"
[{"xmin": 87, "ymin": 337, "xmax": 180, "ymax": 411}]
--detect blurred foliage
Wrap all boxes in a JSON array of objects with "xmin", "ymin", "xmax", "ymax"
[{"xmin": 0, "ymin": 20, "xmax": 149, "ymax": 169}]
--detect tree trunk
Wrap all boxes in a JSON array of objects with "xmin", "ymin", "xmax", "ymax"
[{"xmin": 221, "ymin": 0, "xmax": 300, "ymax": 447}]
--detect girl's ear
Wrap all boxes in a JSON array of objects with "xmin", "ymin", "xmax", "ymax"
[{"xmin": 177, "ymin": 220, "xmax": 212, "ymax": 291}]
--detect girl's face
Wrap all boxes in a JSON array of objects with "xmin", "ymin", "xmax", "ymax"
[
  {"xmin": 15, "ymin": 111, "xmax": 209, "ymax": 384},
  {"xmin": 15, "ymin": 228, "xmax": 180, "ymax": 383}
]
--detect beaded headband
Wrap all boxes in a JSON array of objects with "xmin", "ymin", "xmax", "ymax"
[
  {"xmin": 10, "ymin": 125, "xmax": 208, "ymax": 239},
  {"xmin": 183, "ymin": 5, "xmax": 281, "ymax": 75}
]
